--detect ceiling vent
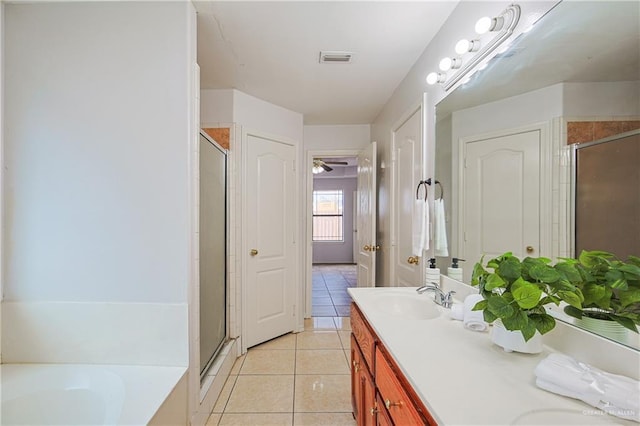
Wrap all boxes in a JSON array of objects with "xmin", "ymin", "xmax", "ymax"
[{"xmin": 319, "ymin": 51, "xmax": 353, "ymax": 64}]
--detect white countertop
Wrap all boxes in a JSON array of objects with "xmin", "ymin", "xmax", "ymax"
[{"xmin": 348, "ymin": 287, "xmax": 636, "ymax": 425}]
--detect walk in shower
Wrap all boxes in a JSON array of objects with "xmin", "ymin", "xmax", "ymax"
[{"xmin": 199, "ymin": 131, "xmax": 228, "ymax": 375}]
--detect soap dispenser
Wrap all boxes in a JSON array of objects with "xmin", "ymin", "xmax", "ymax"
[
  {"xmin": 425, "ymin": 258, "xmax": 440, "ymax": 284},
  {"xmin": 447, "ymin": 258, "xmax": 465, "ymax": 281}
]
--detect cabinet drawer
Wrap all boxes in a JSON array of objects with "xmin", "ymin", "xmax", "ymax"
[
  {"xmin": 375, "ymin": 347, "xmax": 432, "ymax": 426},
  {"xmin": 351, "ymin": 303, "xmax": 376, "ymax": 369}
]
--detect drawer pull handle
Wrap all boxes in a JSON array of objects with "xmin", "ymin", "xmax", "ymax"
[
  {"xmin": 370, "ymin": 406, "xmax": 378, "ymax": 416},
  {"xmin": 352, "ymin": 360, "xmax": 360, "ymax": 373},
  {"xmin": 385, "ymin": 399, "xmax": 403, "ymax": 409}
]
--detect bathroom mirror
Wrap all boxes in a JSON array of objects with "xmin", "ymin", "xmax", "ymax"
[{"xmin": 434, "ymin": 1, "xmax": 640, "ymax": 349}]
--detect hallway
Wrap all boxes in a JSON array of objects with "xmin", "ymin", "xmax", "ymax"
[{"xmin": 311, "ymin": 264, "xmax": 356, "ymax": 317}]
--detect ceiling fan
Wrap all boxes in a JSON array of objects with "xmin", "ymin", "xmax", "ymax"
[{"xmin": 312, "ymin": 158, "xmax": 348, "ymax": 173}]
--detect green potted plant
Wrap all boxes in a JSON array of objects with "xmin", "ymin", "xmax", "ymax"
[
  {"xmin": 471, "ymin": 252, "xmax": 584, "ymax": 353},
  {"xmin": 562, "ymin": 250, "xmax": 640, "ymax": 341}
]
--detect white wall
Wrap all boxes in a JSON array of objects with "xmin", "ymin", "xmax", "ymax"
[
  {"xmin": 563, "ymin": 81, "xmax": 640, "ymax": 117},
  {"xmin": 312, "ymin": 177, "xmax": 357, "ymax": 264},
  {"xmin": 304, "ymin": 124, "xmax": 371, "ymax": 151},
  {"xmin": 201, "ymin": 89, "xmax": 304, "ymax": 143},
  {"xmin": 3, "ymin": 2, "xmax": 195, "ymax": 304}
]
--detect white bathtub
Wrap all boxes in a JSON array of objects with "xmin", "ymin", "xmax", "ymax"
[{"xmin": 1, "ymin": 364, "xmax": 187, "ymax": 425}]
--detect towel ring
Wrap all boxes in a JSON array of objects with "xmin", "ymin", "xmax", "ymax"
[
  {"xmin": 425, "ymin": 178, "xmax": 444, "ymax": 200},
  {"xmin": 415, "ymin": 180, "xmax": 428, "ymax": 201}
]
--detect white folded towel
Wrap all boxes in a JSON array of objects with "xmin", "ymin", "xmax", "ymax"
[
  {"xmin": 433, "ymin": 198, "xmax": 448, "ymax": 257},
  {"xmin": 463, "ymin": 294, "xmax": 487, "ymax": 332},
  {"xmin": 535, "ymin": 353, "xmax": 640, "ymax": 423},
  {"xmin": 412, "ymin": 199, "xmax": 429, "ymax": 256}
]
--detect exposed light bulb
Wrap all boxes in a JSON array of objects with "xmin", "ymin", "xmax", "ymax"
[
  {"xmin": 439, "ymin": 57, "xmax": 452, "ymax": 71},
  {"xmin": 439, "ymin": 57, "xmax": 462, "ymax": 72},
  {"xmin": 455, "ymin": 39, "xmax": 470, "ymax": 55},
  {"xmin": 475, "ymin": 16, "xmax": 493, "ymax": 34},
  {"xmin": 312, "ymin": 166, "xmax": 324, "ymax": 174},
  {"xmin": 426, "ymin": 72, "xmax": 445, "ymax": 85}
]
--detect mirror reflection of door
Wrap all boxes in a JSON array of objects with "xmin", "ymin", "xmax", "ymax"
[{"xmin": 461, "ymin": 127, "xmax": 542, "ymax": 282}]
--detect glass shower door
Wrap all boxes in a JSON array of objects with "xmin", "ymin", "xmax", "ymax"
[{"xmin": 199, "ymin": 132, "xmax": 227, "ymax": 375}]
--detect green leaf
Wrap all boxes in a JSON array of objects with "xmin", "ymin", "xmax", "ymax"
[
  {"xmin": 471, "ymin": 262, "xmax": 486, "ymax": 287},
  {"xmin": 512, "ymin": 281, "xmax": 542, "ymax": 309},
  {"xmin": 619, "ymin": 264, "xmax": 640, "ymax": 279},
  {"xmin": 485, "ymin": 273, "xmax": 506, "ymax": 291},
  {"xmin": 618, "ymin": 288, "xmax": 640, "ymax": 308},
  {"xmin": 554, "ymin": 262, "xmax": 582, "ymax": 282},
  {"xmin": 558, "ymin": 290, "xmax": 582, "ymax": 309},
  {"xmin": 502, "ymin": 310, "xmax": 528, "ymax": 331},
  {"xmin": 483, "ymin": 309, "xmax": 497, "ymax": 323},
  {"xmin": 582, "ymin": 283, "xmax": 606, "ymax": 306},
  {"xmin": 497, "ymin": 256, "xmax": 521, "ymax": 281},
  {"xmin": 487, "ymin": 296, "xmax": 515, "ymax": 319},
  {"xmin": 472, "ymin": 299, "xmax": 488, "ymax": 311},
  {"xmin": 529, "ymin": 313, "xmax": 556, "ymax": 335},
  {"xmin": 520, "ymin": 320, "xmax": 538, "ymax": 342},
  {"xmin": 579, "ymin": 250, "xmax": 614, "ymax": 268},
  {"xmin": 548, "ymin": 279, "xmax": 576, "ymax": 292},
  {"xmin": 539, "ymin": 295, "xmax": 561, "ymax": 306},
  {"xmin": 563, "ymin": 305, "xmax": 583, "ymax": 319},
  {"xmin": 529, "ymin": 264, "xmax": 561, "ymax": 283}
]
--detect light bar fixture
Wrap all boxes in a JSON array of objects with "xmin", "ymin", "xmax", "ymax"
[{"xmin": 425, "ymin": 4, "xmax": 521, "ymax": 91}]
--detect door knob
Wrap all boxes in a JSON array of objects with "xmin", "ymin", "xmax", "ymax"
[
  {"xmin": 363, "ymin": 245, "xmax": 371, "ymax": 251},
  {"xmin": 526, "ymin": 246, "xmax": 534, "ymax": 254},
  {"xmin": 250, "ymin": 249, "xmax": 258, "ymax": 256},
  {"xmin": 407, "ymin": 256, "xmax": 419, "ymax": 265}
]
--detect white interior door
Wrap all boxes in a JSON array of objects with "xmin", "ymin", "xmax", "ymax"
[
  {"xmin": 392, "ymin": 107, "xmax": 423, "ymax": 287},
  {"xmin": 462, "ymin": 129, "xmax": 541, "ymax": 281},
  {"xmin": 245, "ymin": 133, "xmax": 296, "ymax": 348},
  {"xmin": 356, "ymin": 142, "xmax": 377, "ymax": 287}
]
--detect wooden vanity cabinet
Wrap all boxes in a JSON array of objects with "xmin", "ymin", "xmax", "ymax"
[{"xmin": 351, "ymin": 303, "xmax": 437, "ymax": 426}]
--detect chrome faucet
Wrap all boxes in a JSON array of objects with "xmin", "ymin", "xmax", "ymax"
[{"xmin": 416, "ymin": 282, "xmax": 456, "ymax": 308}]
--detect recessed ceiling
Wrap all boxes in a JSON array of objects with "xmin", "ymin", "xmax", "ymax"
[{"xmin": 195, "ymin": 1, "xmax": 458, "ymax": 125}]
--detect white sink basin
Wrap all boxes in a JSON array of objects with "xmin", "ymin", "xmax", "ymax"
[
  {"xmin": 370, "ymin": 291, "xmax": 440, "ymax": 320},
  {"xmin": 512, "ymin": 409, "xmax": 628, "ymax": 425}
]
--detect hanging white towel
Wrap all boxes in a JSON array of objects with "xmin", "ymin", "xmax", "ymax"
[
  {"xmin": 433, "ymin": 198, "xmax": 448, "ymax": 257},
  {"xmin": 412, "ymin": 199, "xmax": 429, "ymax": 256}
]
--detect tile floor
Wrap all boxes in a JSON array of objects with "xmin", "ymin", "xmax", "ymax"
[
  {"xmin": 206, "ymin": 317, "xmax": 356, "ymax": 426},
  {"xmin": 312, "ymin": 264, "xmax": 357, "ymax": 317}
]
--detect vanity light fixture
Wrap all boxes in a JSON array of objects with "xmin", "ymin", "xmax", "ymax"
[
  {"xmin": 312, "ymin": 164, "xmax": 325, "ymax": 174},
  {"xmin": 425, "ymin": 4, "xmax": 521, "ymax": 91},
  {"xmin": 439, "ymin": 57, "xmax": 462, "ymax": 71},
  {"xmin": 426, "ymin": 72, "xmax": 446, "ymax": 85},
  {"xmin": 455, "ymin": 39, "xmax": 480, "ymax": 55}
]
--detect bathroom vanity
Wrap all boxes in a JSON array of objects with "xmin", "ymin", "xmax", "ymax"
[{"xmin": 348, "ymin": 286, "xmax": 639, "ymax": 425}]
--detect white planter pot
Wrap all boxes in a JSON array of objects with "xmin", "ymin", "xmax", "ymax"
[
  {"xmin": 491, "ymin": 319, "xmax": 543, "ymax": 354},
  {"xmin": 574, "ymin": 315, "xmax": 630, "ymax": 344}
]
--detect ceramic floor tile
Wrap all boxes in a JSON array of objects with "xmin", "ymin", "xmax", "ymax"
[
  {"xmin": 206, "ymin": 413, "xmax": 221, "ymax": 425},
  {"xmin": 294, "ymin": 375, "xmax": 352, "ymax": 413},
  {"xmin": 333, "ymin": 317, "xmax": 351, "ymax": 330},
  {"xmin": 225, "ymin": 375, "xmax": 294, "ymax": 413},
  {"xmin": 304, "ymin": 317, "xmax": 337, "ymax": 331},
  {"xmin": 337, "ymin": 330, "xmax": 351, "ymax": 349},
  {"xmin": 312, "ymin": 296, "xmax": 334, "ymax": 306},
  {"xmin": 240, "ymin": 349, "xmax": 296, "ymax": 374},
  {"xmin": 296, "ymin": 331, "xmax": 342, "ymax": 350},
  {"xmin": 296, "ymin": 349, "xmax": 349, "ymax": 374},
  {"xmin": 212, "ymin": 375, "xmax": 238, "ymax": 413},
  {"xmin": 219, "ymin": 413, "xmax": 293, "ymax": 425},
  {"xmin": 293, "ymin": 412, "xmax": 356, "ymax": 426},
  {"xmin": 251, "ymin": 333, "xmax": 297, "ymax": 350},
  {"xmin": 312, "ymin": 306, "xmax": 337, "ymax": 317},
  {"xmin": 334, "ymin": 305, "xmax": 351, "ymax": 317},
  {"xmin": 229, "ymin": 354, "xmax": 246, "ymax": 375}
]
